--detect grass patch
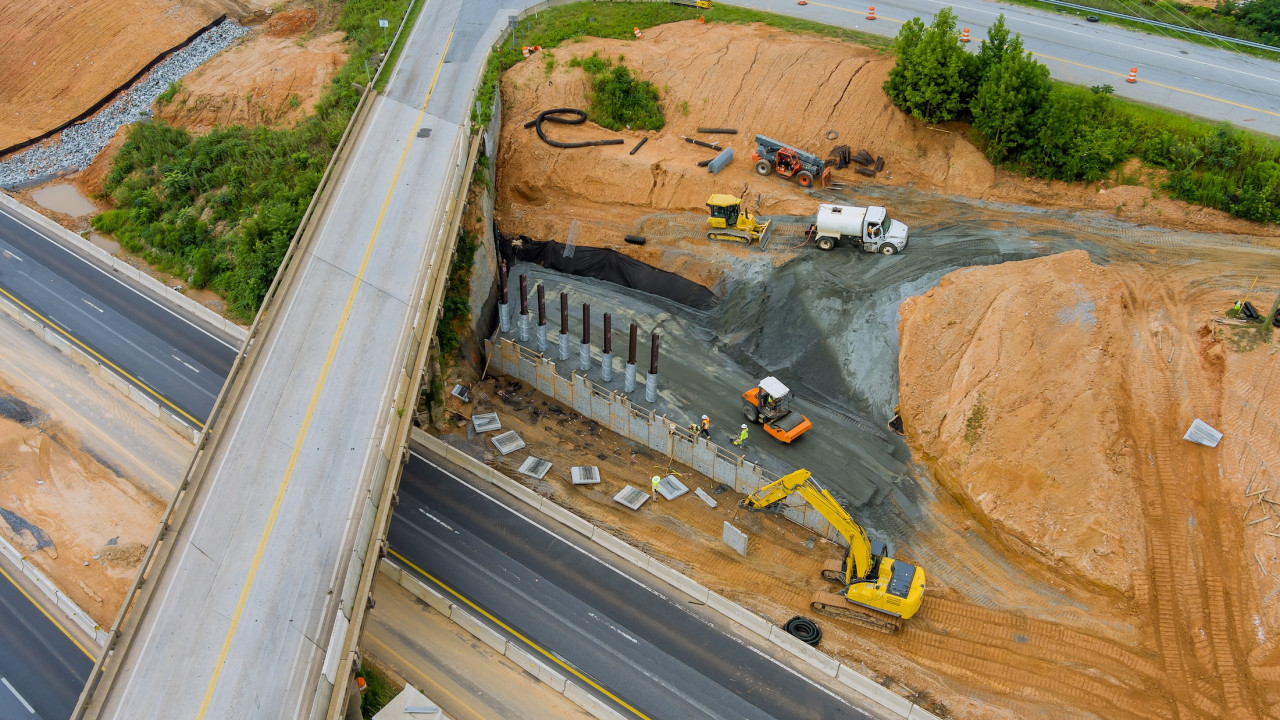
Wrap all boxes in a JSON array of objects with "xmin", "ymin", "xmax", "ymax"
[
  {"xmin": 374, "ymin": 0, "xmax": 427, "ymax": 93},
  {"xmin": 570, "ymin": 52, "xmax": 664, "ymax": 130},
  {"xmin": 436, "ymin": 227, "xmax": 480, "ymax": 356},
  {"xmin": 998, "ymin": 0, "xmax": 1279, "ymax": 59},
  {"xmin": 964, "ymin": 397, "xmax": 987, "ymax": 446},
  {"xmin": 156, "ymin": 81, "xmax": 182, "ymax": 106},
  {"xmin": 95, "ymin": 0, "xmax": 414, "ymax": 321},
  {"xmin": 357, "ymin": 662, "xmax": 400, "ymax": 719}
]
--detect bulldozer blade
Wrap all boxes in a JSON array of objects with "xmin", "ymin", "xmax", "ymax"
[{"xmin": 758, "ymin": 220, "xmax": 775, "ymax": 250}]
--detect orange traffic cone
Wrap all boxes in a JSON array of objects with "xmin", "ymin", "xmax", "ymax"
[
  {"xmin": 798, "ymin": 0, "xmax": 807, "ymax": 5},
  {"xmin": 867, "ymin": 6, "xmax": 876, "ymax": 19},
  {"xmin": 698, "ymin": 14, "xmax": 706, "ymax": 22},
  {"xmin": 633, "ymin": 27, "xmax": 643, "ymax": 38},
  {"xmin": 1126, "ymin": 67, "xmax": 1138, "ymax": 83},
  {"xmin": 960, "ymin": 27, "xmax": 971, "ymax": 42},
  {"xmin": 522, "ymin": 46, "xmax": 531, "ymax": 57}
]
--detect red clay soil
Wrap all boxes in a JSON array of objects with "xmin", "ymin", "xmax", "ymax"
[
  {"xmin": 0, "ymin": 0, "xmax": 262, "ymax": 150},
  {"xmin": 494, "ymin": 20, "xmax": 1276, "ymax": 277},
  {"xmin": 899, "ymin": 249, "xmax": 1280, "ymax": 719}
]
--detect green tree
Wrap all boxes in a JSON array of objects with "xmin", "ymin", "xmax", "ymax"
[
  {"xmin": 970, "ymin": 14, "xmax": 1013, "ymax": 84},
  {"xmin": 969, "ymin": 32, "xmax": 1050, "ymax": 162},
  {"xmin": 883, "ymin": 8, "xmax": 972, "ymax": 124}
]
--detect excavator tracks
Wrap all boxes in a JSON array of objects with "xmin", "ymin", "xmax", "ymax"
[
  {"xmin": 810, "ymin": 590, "xmax": 903, "ymax": 634},
  {"xmin": 820, "ymin": 558, "xmax": 845, "ymax": 583}
]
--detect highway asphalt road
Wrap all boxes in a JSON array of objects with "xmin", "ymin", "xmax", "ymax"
[
  {"xmin": 0, "ymin": 565, "xmax": 92, "ymax": 720},
  {"xmin": 391, "ymin": 451, "xmax": 880, "ymax": 720},
  {"xmin": 0, "ymin": 207, "xmax": 236, "ymax": 425},
  {"xmin": 744, "ymin": 0, "xmax": 1280, "ymax": 136}
]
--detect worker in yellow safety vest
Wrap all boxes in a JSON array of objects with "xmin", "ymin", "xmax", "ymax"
[
  {"xmin": 733, "ymin": 424, "xmax": 748, "ymax": 448},
  {"xmin": 651, "ymin": 475, "xmax": 661, "ymax": 499}
]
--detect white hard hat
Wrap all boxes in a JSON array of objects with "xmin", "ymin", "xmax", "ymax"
[
  {"xmin": 652, "ymin": 475, "xmax": 661, "ymax": 481},
  {"xmin": 741, "ymin": 424, "xmax": 748, "ymax": 429},
  {"xmin": 702, "ymin": 415, "xmax": 708, "ymax": 420}
]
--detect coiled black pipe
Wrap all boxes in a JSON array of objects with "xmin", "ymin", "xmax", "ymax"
[{"xmin": 527, "ymin": 108, "xmax": 625, "ymax": 149}]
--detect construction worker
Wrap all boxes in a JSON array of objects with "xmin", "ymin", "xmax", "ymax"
[
  {"xmin": 700, "ymin": 415, "xmax": 711, "ymax": 439},
  {"xmin": 733, "ymin": 424, "xmax": 749, "ymax": 448},
  {"xmin": 1233, "ymin": 299, "xmax": 1243, "ymax": 314},
  {"xmin": 651, "ymin": 475, "xmax": 661, "ymax": 500}
]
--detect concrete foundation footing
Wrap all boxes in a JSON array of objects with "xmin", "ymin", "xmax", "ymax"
[
  {"xmin": 624, "ymin": 363, "xmax": 637, "ymax": 393},
  {"xmin": 645, "ymin": 373, "xmax": 657, "ymax": 403},
  {"xmin": 519, "ymin": 314, "xmax": 530, "ymax": 342},
  {"xmin": 536, "ymin": 324, "xmax": 547, "ymax": 352},
  {"xmin": 498, "ymin": 303, "xmax": 511, "ymax": 333},
  {"xmin": 600, "ymin": 352, "xmax": 613, "ymax": 382},
  {"xmin": 559, "ymin": 333, "xmax": 570, "ymax": 361},
  {"xmin": 579, "ymin": 343, "xmax": 590, "ymax": 372}
]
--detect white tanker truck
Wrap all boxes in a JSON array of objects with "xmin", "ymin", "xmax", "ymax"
[{"xmin": 806, "ymin": 203, "xmax": 909, "ymax": 255}]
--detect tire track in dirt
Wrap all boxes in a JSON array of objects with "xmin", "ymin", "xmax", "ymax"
[{"xmin": 1119, "ymin": 275, "xmax": 1269, "ymax": 719}]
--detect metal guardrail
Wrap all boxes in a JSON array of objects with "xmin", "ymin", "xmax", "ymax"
[{"xmin": 1035, "ymin": 0, "xmax": 1280, "ymax": 53}]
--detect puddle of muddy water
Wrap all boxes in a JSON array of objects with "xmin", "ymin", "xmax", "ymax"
[{"xmin": 30, "ymin": 183, "xmax": 97, "ymax": 217}]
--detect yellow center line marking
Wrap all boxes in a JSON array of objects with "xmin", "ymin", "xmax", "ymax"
[
  {"xmin": 1034, "ymin": 51, "xmax": 1280, "ymax": 119},
  {"xmin": 388, "ymin": 549, "xmax": 653, "ymax": 720},
  {"xmin": 0, "ymin": 285, "xmax": 203, "ymax": 429},
  {"xmin": 195, "ymin": 32, "xmax": 454, "ymax": 718},
  {"xmin": 0, "ymin": 558, "xmax": 95, "ymax": 660}
]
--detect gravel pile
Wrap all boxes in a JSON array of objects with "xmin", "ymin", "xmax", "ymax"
[{"xmin": 0, "ymin": 20, "xmax": 250, "ymax": 190}]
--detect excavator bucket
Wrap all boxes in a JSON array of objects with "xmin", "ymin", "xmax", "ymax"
[{"xmin": 757, "ymin": 219, "xmax": 774, "ymax": 250}]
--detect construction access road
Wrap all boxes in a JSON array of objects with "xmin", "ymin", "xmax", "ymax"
[
  {"xmin": 392, "ymin": 450, "xmax": 885, "ymax": 720},
  {"xmin": 83, "ymin": 0, "xmax": 510, "ymax": 715},
  {"xmin": 741, "ymin": 0, "xmax": 1280, "ymax": 136},
  {"xmin": 0, "ymin": 205, "xmax": 236, "ymax": 425}
]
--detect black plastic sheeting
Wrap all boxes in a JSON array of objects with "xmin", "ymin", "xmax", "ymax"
[{"xmin": 501, "ymin": 232, "xmax": 717, "ymax": 310}]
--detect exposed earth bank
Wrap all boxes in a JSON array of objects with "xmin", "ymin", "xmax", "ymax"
[{"xmin": 495, "ymin": 20, "xmax": 1276, "ymax": 287}]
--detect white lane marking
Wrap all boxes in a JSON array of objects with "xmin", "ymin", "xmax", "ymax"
[
  {"xmin": 411, "ymin": 453, "xmax": 860, "ymax": 705},
  {"xmin": 1, "ymin": 677, "xmax": 35, "ymax": 714},
  {"xmin": 2, "ymin": 249, "xmax": 21, "ymax": 261},
  {"xmin": 172, "ymin": 355, "xmax": 201, "ymax": 373},
  {"xmin": 589, "ymin": 612, "xmax": 639, "ymax": 644},
  {"xmin": 83, "ymin": 298, "xmax": 104, "ymax": 313},
  {"xmin": 417, "ymin": 507, "xmax": 456, "ymax": 533},
  {"xmin": 0, "ymin": 206, "xmax": 240, "ymax": 352}
]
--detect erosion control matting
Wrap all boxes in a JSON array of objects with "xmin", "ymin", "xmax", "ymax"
[{"xmin": 509, "ymin": 237, "xmax": 717, "ymax": 310}]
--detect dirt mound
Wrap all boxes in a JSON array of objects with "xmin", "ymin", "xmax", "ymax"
[
  {"xmin": 0, "ymin": 382, "xmax": 163, "ymax": 625},
  {"xmin": 266, "ymin": 8, "xmax": 317, "ymax": 37},
  {"xmin": 898, "ymin": 251, "xmax": 1145, "ymax": 595},
  {"xmin": 495, "ymin": 21, "xmax": 1273, "ymax": 265},
  {"xmin": 155, "ymin": 30, "xmax": 347, "ymax": 132},
  {"xmin": 0, "ymin": 0, "xmax": 226, "ymax": 151}
]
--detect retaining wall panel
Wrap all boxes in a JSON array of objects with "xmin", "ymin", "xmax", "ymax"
[
  {"xmin": 505, "ymin": 643, "xmax": 567, "ymax": 693},
  {"xmin": 837, "ymin": 664, "xmax": 913, "ymax": 716},
  {"xmin": 564, "ymin": 681, "xmax": 628, "ymax": 720},
  {"xmin": 706, "ymin": 592, "xmax": 772, "ymax": 638},
  {"xmin": 450, "ymin": 605, "xmax": 508, "ymax": 654},
  {"xmin": 768, "ymin": 625, "xmax": 839, "ymax": 677},
  {"xmin": 535, "ymin": 362, "xmax": 555, "ymax": 396},
  {"xmin": 645, "ymin": 560, "xmax": 709, "ymax": 603}
]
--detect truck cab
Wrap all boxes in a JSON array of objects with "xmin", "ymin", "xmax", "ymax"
[{"xmin": 810, "ymin": 203, "xmax": 909, "ymax": 255}]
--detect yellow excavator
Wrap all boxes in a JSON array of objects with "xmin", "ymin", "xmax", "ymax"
[
  {"xmin": 705, "ymin": 194, "xmax": 773, "ymax": 245},
  {"xmin": 743, "ymin": 469, "xmax": 926, "ymax": 634}
]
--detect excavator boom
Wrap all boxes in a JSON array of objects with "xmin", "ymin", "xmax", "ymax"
[{"xmin": 743, "ymin": 469, "xmax": 926, "ymax": 632}]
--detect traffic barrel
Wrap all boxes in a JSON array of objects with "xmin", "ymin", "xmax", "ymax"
[
  {"xmin": 960, "ymin": 27, "xmax": 971, "ymax": 42},
  {"xmin": 634, "ymin": 27, "xmax": 643, "ymax": 38},
  {"xmin": 867, "ymin": 6, "xmax": 876, "ymax": 19},
  {"xmin": 1127, "ymin": 67, "xmax": 1138, "ymax": 83}
]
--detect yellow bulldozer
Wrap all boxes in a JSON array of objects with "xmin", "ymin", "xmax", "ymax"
[
  {"xmin": 705, "ymin": 194, "xmax": 773, "ymax": 245},
  {"xmin": 743, "ymin": 469, "xmax": 926, "ymax": 634}
]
